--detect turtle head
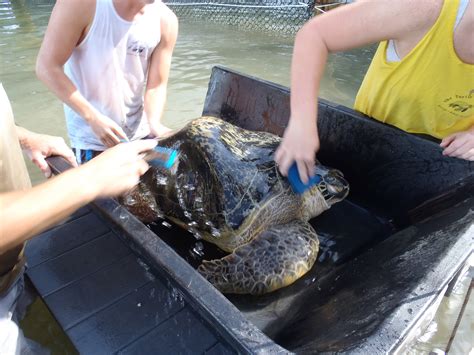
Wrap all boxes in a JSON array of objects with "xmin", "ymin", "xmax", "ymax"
[
  {"xmin": 313, "ymin": 164, "xmax": 350, "ymax": 206},
  {"xmin": 302, "ymin": 164, "xmax": 349, "ymax": 218}
]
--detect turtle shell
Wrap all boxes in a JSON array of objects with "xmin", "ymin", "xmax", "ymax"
[{"xmin": 146, "ymin": 117, "xmax": 287, "ymax": 238}]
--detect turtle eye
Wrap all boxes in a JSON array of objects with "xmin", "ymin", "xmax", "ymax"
[
  {"xmin": 325, "ymin": 172, "xmax": 349, "ymax": 200},
  {"xmin": 332, "ymin": 169, "xmax": 344, "ymax": 178},
  {"xmin": 325, "ymin": 174, "xmax": 339, "ymax": 185}
]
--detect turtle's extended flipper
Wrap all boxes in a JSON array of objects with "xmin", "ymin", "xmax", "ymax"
[{"xmin": 198, "ymin": 221, "xmax": 319, "ymax": 295}]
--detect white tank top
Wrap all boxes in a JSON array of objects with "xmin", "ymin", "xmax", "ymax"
[{"xmin": 64, "ymin": 0, "xmax": 162, "ymax": 150}]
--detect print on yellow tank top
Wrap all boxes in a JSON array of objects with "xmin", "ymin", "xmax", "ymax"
[{"xmin": 354, "ymin": 0, "xmax": 474, "ymax": 139}]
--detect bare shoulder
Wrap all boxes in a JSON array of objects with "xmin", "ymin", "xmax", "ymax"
[
  {"xmin": 51, "ymin": 0, "xmax": 95, "ymax": 26},
  {"xmin": 355, "ymin": 0, "xmax": 442, "ymax": 15},
  {"xmin": 158, "ymin": 2, "xmax": 178, "ymax": 39},
  {"xmin": 43, "ymin": 0, "xmax": 96, "ymax": 49},
  {"xmin": 305, "ymin": 0, "xmax": 446, "ymax": 52},
  {"xmin": 357, "ymin": 0, "xmax": 443, "ymax": 33},
  {"xmin": 399, "ymin": 0, "xmax": 444, "ymax": 31}
]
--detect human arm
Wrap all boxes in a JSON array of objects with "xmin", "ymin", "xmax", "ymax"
[
  {"xmin": 275, "ymin": 0, "xmax": 443, "ymax": 183},
  {"xmin": 440, "ymin": 126, "xmax": 474, "ymax": 161},
  {"xmin": 144, "ymin": 4, "xmax": 178, "ymax": 138},
  {"xmin": 36, "ymin": 0, "xmax": 127, "ymax": 147},
  {"xmin": 0, "ymin": 139, "xmax": 157, "ymax": 254},
  {"xmin": 15, "ymin": 126, "xmax": 78, "ymax": 178}
]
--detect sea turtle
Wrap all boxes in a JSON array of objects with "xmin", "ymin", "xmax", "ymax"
[{"xmin": 123, "ymin": 116, "xmax": 349, "ymax": 295}]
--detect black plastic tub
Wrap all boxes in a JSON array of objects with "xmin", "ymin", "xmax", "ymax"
[{"xmin": 78, "ymin": 66, "xmax": 473, "ymax": 353}]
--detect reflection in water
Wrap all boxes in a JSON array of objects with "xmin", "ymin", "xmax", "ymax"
[{"xmin": 395, "ymin": 257, "xmax": 474, "ymax": 355}]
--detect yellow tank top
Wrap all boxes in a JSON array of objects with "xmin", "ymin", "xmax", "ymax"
[{"xmin": 354, "ymin": 0, "xmax": 474, "ymax": 139}]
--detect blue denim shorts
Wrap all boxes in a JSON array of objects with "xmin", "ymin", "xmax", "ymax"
[{"xmin": 72, "ymin": 148, "xmax": 102, "ymax": 164}]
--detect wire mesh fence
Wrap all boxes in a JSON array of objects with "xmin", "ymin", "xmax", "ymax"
[{"xmin": 163, "ymin": 0, "xmax": 349, "ymax": 37}]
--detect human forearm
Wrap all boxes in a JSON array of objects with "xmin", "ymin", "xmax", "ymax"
[
  {"xmin": 144, "ymin": 5, "xmax": 177, "ymax": 137},
  {"xmin": 274, "ymin": 19, "xmax": 329, "ymax": 181},
  {"xmin": 36, "ymin": 61, "xmax": 128, "ymax": 146},
  {"xmin": 35, "ymin": 0, "xmax": 98, "ymax": 124},
  {"xmin": 0, "ymin": 166, "xmax": 95, "ymax": 253},
  {"xmin": 290, "ymin": 21, "xmax": 329, "ymax": 127},
  {"xmin": 0, "ymin": 139, "xmax": 156, "ymax": 253},
  {"xmin": 144, "ymin": 86, "xmax": 170, "ymax": 136},
  {"xmin": 36, "ymin": 63, "xmax": 97, "ymax": 122}
]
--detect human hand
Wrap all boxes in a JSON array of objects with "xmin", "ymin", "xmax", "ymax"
[
  {"xmin": 80, "ymin": 139, "xmax": 158, "ymax": 199},
  {"xmin": 17, "ymin": 127, "xmax": 77, "ymax": 178},
  {"xmin": 150, "ymin": 122, "xmax": 175, "ymax": 139},
  {"xmin": 440, "ymin": 127, "xmax": 474, "ymax": 161},
  {"xmin": 88, "ymin": 112, "xmax": 128, "ymax": 148},
  {"xmin": 274, "ymin": 119, "xmax": 320, "ymax": 184}
]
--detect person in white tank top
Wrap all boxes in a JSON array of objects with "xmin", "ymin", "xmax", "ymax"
[{"xmin": 36, "ymin": 0, "xmax": 178, "ymax": 161}]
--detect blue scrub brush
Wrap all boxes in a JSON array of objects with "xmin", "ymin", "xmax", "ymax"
[
  {"xmin": 121, "ymin": 138, "xmax": 179, "ymax": 171},
  {"xmin": 287, "ymin": 162, "xmax": 321, "ymax": 194},
  {"xmin": 144, "ymin": 146, "xmax": 179, "ymax": 170}
]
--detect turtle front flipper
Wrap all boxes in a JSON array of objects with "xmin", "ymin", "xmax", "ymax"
[{"xmin": 198, "ymin": 221, "xmax": 319, "ymax": 295}]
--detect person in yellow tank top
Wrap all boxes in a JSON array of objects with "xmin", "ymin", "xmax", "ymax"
[{"xmin": 275, "ymin": 0, "xmax": 474, "ymax": 184}]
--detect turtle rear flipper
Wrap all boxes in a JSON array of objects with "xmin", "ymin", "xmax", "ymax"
[{"xmin": 198, "ymin": 221, "xmax": 319, "ymax": 295}]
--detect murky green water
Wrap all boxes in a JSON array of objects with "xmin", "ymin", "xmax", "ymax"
[{"xmin": 1, "ymin": 1, "xmax": 472, "ymax": 354}]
